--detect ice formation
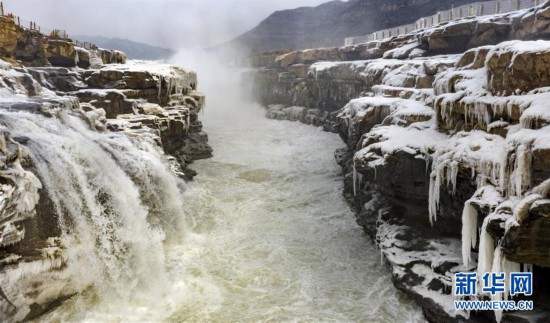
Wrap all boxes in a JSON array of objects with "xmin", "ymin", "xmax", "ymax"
[
  {"xmin": 428, "ymin": 131, "xmax": 506, "ymax": 224},
  {"xmin": 100, "ymin": 60, "xmax": 197, "ymax": 101},
  {"xmin": 0, "ymin": 133, "xmax": 43, "ymax": 248},
  {"xmin": 461, "ymin": 200, "xmax": 478, "ymax": 267},
  {"xmin": 476, "ymin": 214, "xmax": 496, "ymax": 280}
]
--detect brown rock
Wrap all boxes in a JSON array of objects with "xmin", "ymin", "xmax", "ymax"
[
  {"xmin": 0, "ymin": 17, "xmax": 18, "ymax": 60},
  {"xmin": 98, "ymin": 49, "xmax": 126, "ymax": 65},
  {"xmin": 503, "ymin": 211, "xmax": 550, "ymax": 267},
  {"xmin": 44, "ymin": 39, "xmax": 77, "ymax": 67},
  {"xmin": 15, "ymin": 30, "xmax": 49, "ymax": 67},
  {"xmin": 286, "ymin": 64, "xmax": 309, "ymax": 78},
  {"xmin": 487, "ymin": 41, "xmax": 550, "ymax": 95},
  {"xmin": 275, "ymin": 47, "xmax": 342, "ymax": 70},
  {"xmin": 456, "ymin": 46, "xmax": 492, "ymax": 70}
]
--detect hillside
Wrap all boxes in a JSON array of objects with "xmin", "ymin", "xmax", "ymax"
[
  {"xmin": 223, "ymin": 0, "xmax": 484, "ymax": 52},
  {"xmin": 73, "ymin": 35, "xmax": 175, "ymax": 60}
]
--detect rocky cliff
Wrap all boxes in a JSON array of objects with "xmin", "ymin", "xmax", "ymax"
[
  {"xmin": 223, "ymin": 0, "xmax": 480, "ymax": 52},
  {"xmin": 0, "ymin": 15, "xmax": 211, "ymax": 321},
  {"xmin": 71, "ymin": 35, "xmax": 176, "ymax": 60},
  {"xmin": 249, "ymin": 2, "xmax": 550, "ymax": 322}
]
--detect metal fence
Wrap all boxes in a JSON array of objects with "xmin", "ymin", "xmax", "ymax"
[
  {"xmin": 344, "ymin": 0, "xmax": 544, "ymax": 46},
  {"xmin": 0, "ymin": 1, "xmax": 96, "ymax": 50}
]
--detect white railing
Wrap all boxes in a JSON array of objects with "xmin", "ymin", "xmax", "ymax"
[{"xmin": 344, "ymin": 0, "xmax": 543, "ymax": 46}]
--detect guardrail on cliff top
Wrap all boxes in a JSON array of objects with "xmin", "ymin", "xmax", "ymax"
[
  {"xmin": 0, "ymin": 1, "xmax": 97, "ymax": 50},
  {"xmin": 344, "ymin": 0, "xmax": 544, "ymax": 46}
]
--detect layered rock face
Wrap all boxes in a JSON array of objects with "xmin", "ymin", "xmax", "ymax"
[
  {"xmin": 249, "ymin": 2, "xmax": 550, "ymax": 121},
  {"xmin": 0, "ymin": 16, "xmax": 125, "ymax": 68},
  {"xmin": 251, "ymin": 3, "xmax": 550, "ymax": 322},
  {"xmin": 0, "ymin": 34, "xmax": 210, "ymax": 320}
]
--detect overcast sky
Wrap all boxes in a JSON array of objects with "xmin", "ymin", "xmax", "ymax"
[{"xmin": 4, "ymin": 0, "xmax": 333, "ymax": 49}]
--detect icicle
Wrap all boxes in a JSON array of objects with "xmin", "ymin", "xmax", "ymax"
[
  {"xmin": 424, "ymin": 155, "xmax": 430, "ymax": 177},
  {"xmin": 450, "ymin": 160, "xmax": 458, "ymax": 194},
  {"xmin": 353, "ymin": 160, "xmax": 358, "ymax": 197},
  {"xmin": 477, "ymin": 215, "xmax": 495, "ymax": 280},
  {"xmin": 461, "ymin": 200, "xmax": 478, "ymax": 267},
  {"xmin": 186, "ymin": 107, "xmax": 191, "ymax": 134},
  {"xmin": 489, "ymin": 245, "xmax": 519, "ymax": 323},
  {"xmin": 157, "ymin": 75, "xmax": 162, "ymax": 99},
  {"xmin": 429, "ymin": 159, "xmax": 448, "ymax": 225},
  {"xmin": 499, "ymin": 150, "xmax": 509, "ymax": 194},
  {"xmin": 428, "ymin": 170, "xmax": 438, "ymax": 226},
  {"xmin": 507, "ymin": 144, "xmax": 532, "ymax": 198},
  {"xmin": 491, "ymin": 246, "xmax": 520, "ymax": 301}
]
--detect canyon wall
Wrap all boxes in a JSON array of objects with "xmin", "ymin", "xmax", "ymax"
[
  {"xmin": 0, "ymin": 16, "xmax": 125, "ymax": 68},
  {"xmin": 250, "ymin": 2, "xmax": 550, "ymax": 322},
  {"xmin": 0, "ymin": 16, "xmax": 211, "ymax": 321}
]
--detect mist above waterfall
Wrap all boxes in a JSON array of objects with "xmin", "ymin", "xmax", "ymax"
[{"xmin": 170, "ymin": 49, "xmax": 261, "ymax": 124}]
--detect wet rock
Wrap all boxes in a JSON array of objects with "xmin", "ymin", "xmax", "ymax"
[
  {"xmin": 27, "ymin": 67, "xmax": 86, "ymax": 92},
  {"xmin": 98, "ymin": 48, "xmax": 126, "ymax": 64},
  {"xmin": 15, "ymin": 30, "xmax": 48, "ymax": 67}
]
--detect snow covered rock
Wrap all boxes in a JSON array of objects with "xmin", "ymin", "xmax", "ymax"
[
  {"xmin": 456, "ymin": 46, "xmax": 493, "ymax": 70},
  {"xmin": 487, "ymin": 40, "xmax": 550, "ymax": 95},
  {"xmin": 249, "ymin": 55, "xmax": 457, "ymax": 115},
  {"xmin": 248, "ymin": 7, "xmax": 550, "ymax": 321},
  {"xmin": 0, "ymin": 46, "xmax": 212, "ymax": 319},
  {"xmin": 275, "ymin": 47, "xmax": 342, "ymax": 69}
]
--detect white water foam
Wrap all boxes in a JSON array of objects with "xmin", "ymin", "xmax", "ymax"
[{"xmin": 32, "ymin": 52, "xmax": 425, "ymax": 322}]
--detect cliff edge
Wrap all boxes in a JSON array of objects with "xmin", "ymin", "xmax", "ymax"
[{"xmin": 0, "ymin": 15, "xmax": 211, "ymax": 321}]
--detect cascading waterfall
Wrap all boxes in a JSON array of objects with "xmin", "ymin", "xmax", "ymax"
[
  {"xmin": 0, "ymin": 50, "xmax": 428, "ymax": 321},
  {"xmin": 0, "ymin": 109, "xmax": 186, "ymax": 306}
]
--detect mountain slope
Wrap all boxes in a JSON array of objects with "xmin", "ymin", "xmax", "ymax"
[
  {"xmin": 73, "ymin": 35, "xmax": 175, "ymax": 60},
  {"xmin": 224, "ymin": 0, "xmax": 483, "ymax": 52}
]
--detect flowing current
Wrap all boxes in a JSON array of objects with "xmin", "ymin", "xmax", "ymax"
[
  {"xmin": 164, "ymin": 106, "xmax": 425, "ymax": 322},
  {"xmin": 22, "ymin": 55, "xmax": 425, "ymax": 322}
]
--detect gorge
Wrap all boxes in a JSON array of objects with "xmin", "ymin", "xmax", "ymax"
[{"xmin": 2, "ymin": 0, "xmax": 550, "ymax": 322}]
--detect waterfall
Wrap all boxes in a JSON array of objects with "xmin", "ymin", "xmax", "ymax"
[{"xmin": 0, "ymin": 109, "xmax": 187, "ymax": 311}]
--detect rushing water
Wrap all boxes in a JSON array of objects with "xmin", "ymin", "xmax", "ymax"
[
  {"xmin": 32, "ymin": 55, "xmax": 425, "ymax": 322},
  {"xmin": 162, "ymin": 104, "xmax": 425, "ymax": 322}
]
